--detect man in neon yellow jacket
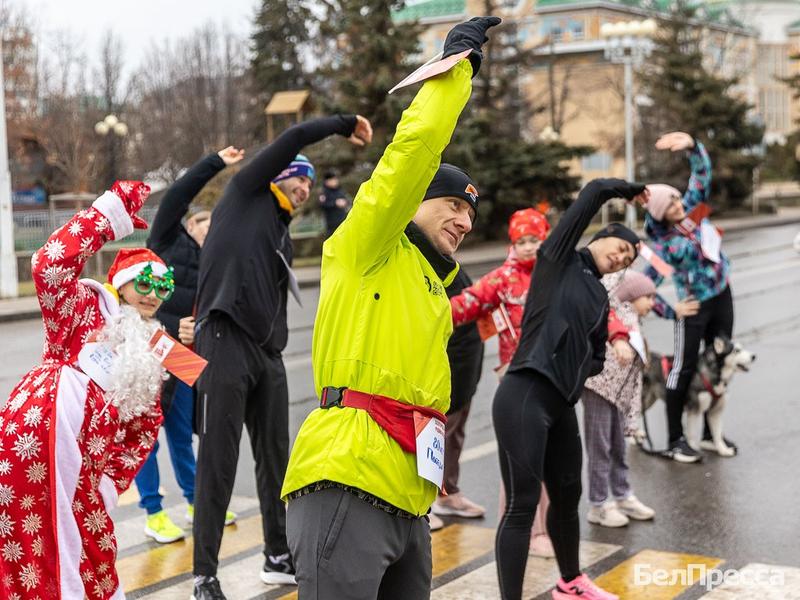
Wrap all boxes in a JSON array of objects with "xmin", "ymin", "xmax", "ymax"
[{"xmin": 281, "ymin": 16, "xmax": 501, "ymax": 600}]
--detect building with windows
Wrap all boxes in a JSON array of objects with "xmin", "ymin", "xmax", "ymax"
[{"xmin": 395, "ymin": 0, "xmax": 761, "ymax": 181}]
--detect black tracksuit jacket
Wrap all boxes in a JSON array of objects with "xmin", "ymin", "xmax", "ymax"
[
  {"xmin": 196, "ymin": 115, "xmax": 357, "ymax": 353},
  {"xmin": 509, "ymin": 179, "xmax": 643, "ymax": 404},
  {"xmin": 147, "ymin": 153, "xmax": 225, "ymax": 338}
]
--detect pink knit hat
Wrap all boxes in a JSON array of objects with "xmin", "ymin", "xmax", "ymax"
[
  {"xmin": 615, "ymin": 271, "xmax": 657, "ymax": 303},
  {"xmin": 646, "ymin": 184, "xmax": 682, "ymax": 221}
]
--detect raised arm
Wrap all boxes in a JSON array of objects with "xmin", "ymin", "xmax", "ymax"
[
  {"xmin": 684, "ymin": 140, "xmax": 711, "ymax": 212},
  {"xmin": 147, "ymin": 151, "xmax": 232, "ymax": 251},
  {"xmin": 655, "ymin": 132, "xmax": 711, "ymax": 212},
  {"xmin": 232, "ymin": 116, "xmax": 358, "ymax": 196},
  {"xmin": 327, "ymin": 17, "xmax": 500, "ymax": 273},
  {"xmin": 541, "ymin": 179, "xmax": 645, "ymax": 265},
  {"xmin": 32, "ymin": 182, "xmax": 149, "ymax": 351}
]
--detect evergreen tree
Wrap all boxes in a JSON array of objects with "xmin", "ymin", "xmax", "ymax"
[
  {"xmin": 636, "ymin": 1, "xmax": 763, "ymax": 210},
  {"xmin": 305, "ymin": 0, "xmax": 422, "ymax": 185},
  {"xmin": 250, "ymin": 1, "xmax": 312, "ymax": 100}
]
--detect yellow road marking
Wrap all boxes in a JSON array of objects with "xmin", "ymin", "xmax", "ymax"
[
  {"xmin": 117, "ymin": 514, "xmax": 264, "ymax": 592},
  {"xmin": 594, "ymin": 549, "xmax": 723, "ymax": 599}
]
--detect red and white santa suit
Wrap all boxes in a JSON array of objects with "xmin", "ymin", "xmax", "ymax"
[{"xmin": 0, "ymin": 181, "xmax": 166, "ymax": 600}]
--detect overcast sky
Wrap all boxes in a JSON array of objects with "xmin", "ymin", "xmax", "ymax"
[{"xmin": 15, "ymin": 0, "xmax": 259, "ymax": 73}]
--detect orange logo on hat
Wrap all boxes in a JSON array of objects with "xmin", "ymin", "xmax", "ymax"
[{"xmin": 465, "ymin": 184, "xmax": 479, "ymax": 202}]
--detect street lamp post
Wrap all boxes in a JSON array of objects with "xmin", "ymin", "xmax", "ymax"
[
  {"xmin": 600, "ymin": 18, "xmax": 657, "ymax": 230},
  {"xmin": 0, "ymin": 37, "xmax": 19, "ymax": 298},
  {"xmin": 94, "ymin": 114, "xmax": 129, "ymax": 187}
]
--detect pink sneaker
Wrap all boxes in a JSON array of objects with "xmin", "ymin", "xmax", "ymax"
[{"xmin": 552, "ymin": 574, "xmax": 619, "ymax": 600}]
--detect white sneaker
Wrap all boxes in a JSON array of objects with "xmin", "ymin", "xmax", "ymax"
[
  {"xmin": 428, "ymin": 513, "xmax": 444, "ymax": 531},
  {"xmin": 616, "ymin": 495, "xmax": 655, "ymax": 520},
  {"xmin": 587, "ymin": 502, "xmax": 629, "ymax": 528},
  {"xmin": 431, "ymin": 493, "xmax": 486, "ymax": 518}
]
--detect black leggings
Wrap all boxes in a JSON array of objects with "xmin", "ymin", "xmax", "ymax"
[
  {"xmin": 493, "ymin": 370, "xmax": 583, "ymax": 600},
  {"xmin": 665, "ymin": 285, "xmax": 734, "ymax": 442}
]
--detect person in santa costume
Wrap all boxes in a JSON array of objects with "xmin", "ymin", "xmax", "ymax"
[{"xmin": 0, "ymin": 181, "xmax": 173, "ymax": 600}]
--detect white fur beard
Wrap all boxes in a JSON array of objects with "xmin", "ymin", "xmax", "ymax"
[{"xmin": 98, "ymin": 305, "xmax": 166, "ymax": 422}]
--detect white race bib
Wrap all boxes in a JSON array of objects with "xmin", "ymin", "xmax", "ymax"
[
  {"xmin": 627, "ymin": 330, "xmax": 648, "ymax": 363},
  {"xmin": 276, "ymin": 249, "xmax": 302, "ymax": 307},
  {"xmin": 700, "ymin": 221, "xmax": 722, "ymax": 264},
  {"xmin": 414, "ymin": 411, "xmax": 445, "ymax": 489},
  {"xmin": 77, "ymin": 342, "xmax": 117, "ymax": 391}
]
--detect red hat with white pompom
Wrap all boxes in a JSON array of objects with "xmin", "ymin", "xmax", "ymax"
[{"xmin": 107, "ymin": 248, "xmax": 168, "ymax": 290}]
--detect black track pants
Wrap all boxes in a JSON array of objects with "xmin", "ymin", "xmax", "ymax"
[{"xmin": 493, "ymin": 370, "xmax": 583, "ymax": 600}]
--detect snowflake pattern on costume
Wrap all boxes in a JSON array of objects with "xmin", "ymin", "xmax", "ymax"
[{"xmin": 0, "ymin": 189, "xmax": 163, "ymax": 600}]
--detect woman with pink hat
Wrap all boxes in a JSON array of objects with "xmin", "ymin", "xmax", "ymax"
[{"xmin": 643, "ymin": 131, "xmax": 733, "ymax": 463}]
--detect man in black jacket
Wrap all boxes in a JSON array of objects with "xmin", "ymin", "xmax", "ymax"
[
  {"xmin": 138, "ymin": 146, "xmax": 244, "ymax": 545},
  {"xmin": 429, "ymin": 268, "xmax": 485, "ymax": 531},
  {"xmin": 318, "ymin": 170, "xmax": 350, "ymax": 237},
  {"xmin": 191, "ymin": 115, "xmax": 372, "ymax": 600}
]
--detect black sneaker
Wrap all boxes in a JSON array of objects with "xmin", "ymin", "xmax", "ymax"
[
  {"xmin": 191, "ymin": 576, "xmax": 227, "ymax": 600},
  {"xmin": 663, "ymin": 437, "xmax": 703, "ymax": 463},
  {"xmin": 261, "ymin": 553, "xmax": 297, "ymax": 585}
]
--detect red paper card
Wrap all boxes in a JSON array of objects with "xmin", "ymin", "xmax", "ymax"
[
  {"xmin": 388, "ymin": 49, "xmax": 473, "ymax": 94},
  {"xmin": 676, "ymin": 202, "xmax": 711, "ymax": 235},
  {"xmin": 476, "ymin": 314, "xmax": 498, "ymax": 342},
  {"xmin": 148, "ymin": 330, "xmax": 208, "ymax": 387},
  {"xmin": 638, "ymin": 242, "xmax": 674, "ymax": 278}
]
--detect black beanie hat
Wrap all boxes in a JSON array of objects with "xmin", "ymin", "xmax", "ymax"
[
  {"xmin": 590, "ymin": 222, "xmax": 640, "ymax": 258},
  {"xmin": 423, "ymin": 163, "xmax": 479, "ymax": 218}
]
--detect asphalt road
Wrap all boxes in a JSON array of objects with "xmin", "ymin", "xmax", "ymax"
[{"xmin": 2, "ymin": 222, "xmax": 799, "ymax": 599}]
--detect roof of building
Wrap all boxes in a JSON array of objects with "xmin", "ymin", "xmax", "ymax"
[
  {"xmin": 393, "ymin": 0, "xmax": 746, "ymax": 29},
  {"xmin": 393, "ymin": 0, "xmax": 466, "ymax": 22}
]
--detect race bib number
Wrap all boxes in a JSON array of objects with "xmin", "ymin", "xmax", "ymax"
[
  {"xmin": 700, "ymin": 221, "xmax": 722, "ymax": 263},
  {"xmin": 627, "ymin": 330, "xmax": 648, "ymax": 363},
  {"xmin": 78, "ymin": 342, "xmax": 117, "ymax": 391},
  {"xmin": 414, "ymin": 411, "xmax": 445, "ymax": 489}
]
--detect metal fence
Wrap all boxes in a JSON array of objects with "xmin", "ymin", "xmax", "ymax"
[{"xmin": 12, "ymin": 206, "xmax": 325, "ymax": 253}]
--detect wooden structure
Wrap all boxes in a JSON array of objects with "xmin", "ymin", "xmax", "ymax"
[{"xmin": 264, "ymin": 90, "xmax": 312, "ymax": 142}]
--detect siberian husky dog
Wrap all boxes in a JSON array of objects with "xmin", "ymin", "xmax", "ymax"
[{"xmin": 641, "ymin": 336, "xmax": 755, "ymax": 457}]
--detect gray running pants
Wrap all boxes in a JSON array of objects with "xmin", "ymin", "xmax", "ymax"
[{"xmin": 287, "ymin": 487, "xmax": 432, "ymax": 600}]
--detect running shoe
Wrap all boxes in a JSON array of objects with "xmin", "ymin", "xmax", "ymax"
[
  {"xmin": 261, "ymin": 553, "xmax": 297, "ymax": 585},
  {"xmin": 144, "ymin": 510, "xmax": 185, "ymax": 544},
  {"xmin": 552, "ymin": 573, "xmax": 619, "ymax": 599}
]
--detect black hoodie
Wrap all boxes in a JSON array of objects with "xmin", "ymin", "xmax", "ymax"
[{"xmin": 509, "ymin": 179, "xmax": 644, "ymax": 404}]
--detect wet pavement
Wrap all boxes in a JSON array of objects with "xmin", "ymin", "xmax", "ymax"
[{"xmin": 1, "ymin": 222, "xmax": 799, "ymax": 599}]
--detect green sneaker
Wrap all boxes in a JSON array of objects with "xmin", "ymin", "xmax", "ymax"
[
  {"xmin": 186, "ymin": 504, "xmax": 237, "ymax": 526},
  {"xmin": 144, "ymin": 511, "xmax": 185, "ymax": 544}
]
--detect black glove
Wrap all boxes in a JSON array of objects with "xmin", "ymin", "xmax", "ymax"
[
  {"xmin": 442, "ymin": 16, "xmax": 502, "ymax": 77},
  {"xmin": 593, "ymin": 178, "xmax": 646, "ymax": 201}
]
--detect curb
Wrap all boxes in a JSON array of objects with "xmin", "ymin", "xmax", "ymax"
[
  {"xmin": 0, "ymin": 309, "xmax": 43, "ymax": 324},
  {"xmin": 4, "ymin": 215, "xmax": 800, "ymax": 322}
]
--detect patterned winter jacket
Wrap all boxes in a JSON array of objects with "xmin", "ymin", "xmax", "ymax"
[
  {"xmin": 584, "ymin": 273, "xmax": 645, "ymax": 434},
  {"xmin": 643, "ymin": 141, "xmax": 731, "ymax": 303},
  {"xmin": 450, "ymin": 250, "xmax": 533, "ymax": 367}
]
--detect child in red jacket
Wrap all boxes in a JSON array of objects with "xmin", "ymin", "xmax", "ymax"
[{"xmin": 451, "ymin": 208, "xmax": 549, "ymax": 372}]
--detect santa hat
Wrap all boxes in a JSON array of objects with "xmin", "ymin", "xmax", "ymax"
[
  {"xmin": 508, "ymin": 208, "xmax": 550, "ymax": 243},
  {"xmin": 107, "ymin": 248, "xmax": 168, "ymax": 290}
]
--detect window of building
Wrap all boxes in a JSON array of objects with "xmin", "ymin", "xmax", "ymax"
[{"xmin": 581, "ymin": 152, "xmax": 613, "ymax": 172}]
